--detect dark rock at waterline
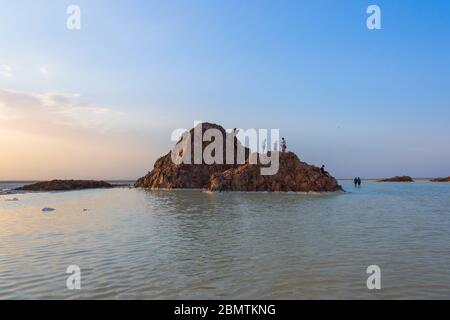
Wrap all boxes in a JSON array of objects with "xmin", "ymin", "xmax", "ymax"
[
  {"xmin": 377, "ymin": 176, "xmax": 414, "ymax": 182},
  {"xmin": 430, "ymin": 177, "xmax": 450, "ymax": 182},
  {"xmin": 135, "ymin": 122, "xmax": 342, "ymax": 192},
  {"xmin": 16, "ymin": 180, "xmax": 114, "ymax": 191}
]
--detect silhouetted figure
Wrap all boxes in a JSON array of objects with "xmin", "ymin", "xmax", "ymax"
[
  {"xmin": 357, "ymin": 177, "xmax": 362, "ymax": 187},
  {"xmin": 354, "ymin": 177, "xmax": 358, "ymax": 188},
  {"xmin": 321, "ymin": 165, "xmax": 329, "ymax": 177},
  {"xmin": 281, "ymin": 137, "xmax": 287, "ymax": 153}
]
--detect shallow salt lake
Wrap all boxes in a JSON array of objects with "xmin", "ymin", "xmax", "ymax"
[{"xmin": 0, "ymin": 181, "xmax": 449, "ymax": 299}]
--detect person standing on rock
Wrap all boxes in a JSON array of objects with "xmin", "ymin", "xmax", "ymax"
[
  {"xmin": 357, "ymin": 177, "xmax": 362, "ymax": 187},
  {"xmin": 281, "ymin": 137, "xmax": 287, "ymax": 153}
]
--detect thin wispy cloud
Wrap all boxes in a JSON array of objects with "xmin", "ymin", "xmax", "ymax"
[
  {"xmin": 0, "ymin": 64, "xmax": 13, "ymax": 78},
  {"xmin": 39, "ymin": 66, "xmax": 49, "ymax": 78},
  {"xmin": 0, "ymin": 89, "xmax": 127, "ymax": 135},
  {"xmin": 0, "ymin": 89, "xmax": 166, "ymax": 180}
]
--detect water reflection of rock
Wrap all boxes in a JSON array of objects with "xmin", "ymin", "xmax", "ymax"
[{"xmin": 139, "ymin": 189, "xmax": 342, "ymax": 297}]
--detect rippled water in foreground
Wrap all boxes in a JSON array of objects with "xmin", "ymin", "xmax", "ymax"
[{"xmin": 0, "ymin": 181, "xmax": 449, "ymax": 299}]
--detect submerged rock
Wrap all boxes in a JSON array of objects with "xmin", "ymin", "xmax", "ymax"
[
  {"xmin": 430, "ymin": 177, "xmax": 450, "ymax": 182},
  {"xmin": 377, "ymin": 176, "xmax": 414, "ymax": 182},
  {"xmin": 16, "ymin": 180, "xmax": 113, "ymax": 191},
  {"xmin": 135, "ymin": 122, "xmax": 342, "ymax": 193},
  {"xmin": 42, "ymin": 207, "xmax": 55, "ymax": 212}
]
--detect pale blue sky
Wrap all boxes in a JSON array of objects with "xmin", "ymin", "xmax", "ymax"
[{"xmin": 1, "ymin": 0, "xmax": 449, "ymax": 179}]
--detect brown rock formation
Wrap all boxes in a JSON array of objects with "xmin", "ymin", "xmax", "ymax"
[
  {"xmin": 430, "ymin": 177, "xmax": 450, "ymax": 182},
  {"xmin": 208, "ymin": 152, "xmax": 342, "ymax": 192},
  {"xmin": 135, "ymin": 123, "xmax": 343, "ymax": 192},
  {"xmin": 135, "ymin": 123, "xmax": 250, "ymax": 189},
  {"xmin": 16, "ymin": 180, "xmax": 113, "ymax": 191},
  {"xmin": 377, "ymin": 176, "xmax": 414, "ymax": 182}
]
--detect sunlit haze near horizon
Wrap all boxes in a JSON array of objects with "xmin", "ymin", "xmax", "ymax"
[{"xmin": 1, "ymin": 0, "xmax": 450, "ymax": 180}]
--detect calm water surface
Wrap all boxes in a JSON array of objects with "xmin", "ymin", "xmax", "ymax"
[{"xmin": 0, "ymin": 181, "xmax": 449, "ymax": 299}]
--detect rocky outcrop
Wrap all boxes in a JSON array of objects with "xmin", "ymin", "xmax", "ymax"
[
  {"xmin": 377, "ymin": 176, "xmax": 414, "ymax": 182},
  {"xmin": 16, "ymin": 180, "xmax": 113, "ymax": 191},
  {"xmin": 208, "ymin": 152, "xmax": 342, "ymax": 192},
  {"xmin": 135, "ymin": 123, "xmax": 250, "ymax": 189},
  {"xmin": 430, "ymin": 177, "xmax": 450, "ymax": 182},
  {"xmin": 136, "ymin": 123, "xmax": 342, "ymax": 192}
]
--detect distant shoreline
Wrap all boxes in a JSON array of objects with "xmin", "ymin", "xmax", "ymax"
[
  {"xmin": 338, "ymin": 178, "xmax": 447, "ymax": 181},
  {"xmin": 0, "ymin": 180, "xmax": 136, "ymax": 183},
  {"xmin": 0, "ymin": 178, "xmax": 448, "ymax": 182}
]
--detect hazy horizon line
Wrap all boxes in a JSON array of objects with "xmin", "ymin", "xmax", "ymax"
[{"xmin": 1, "ymin": 177, "xmax": 448, "ymax": 183}]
